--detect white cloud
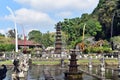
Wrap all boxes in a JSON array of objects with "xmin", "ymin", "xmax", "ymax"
[
  {"xmin": 6, "ymin": 27, "xmax": 12, "ymax": 31},
  {"xmin": 9, "ymin": 0, "xmax": 99, "ymax": 33},
  {"xmin": 0, "ymin": 29, "xmax": 5, "ymax": 34},
  {"xmin": 14, "ymin": 0, "xmax": 99, "ymax": 12},
  {"xmin": 0, "ymin": 27, "xmax": 12, "ymax": 35},
  {"xmin": 55, "ymin": 11, "xmax": 72, "ymax": 18},
  {"xmin": 5, "ymin": 8, "xmax": 56, "ymax": 33},
  {"xmin": 5, "ymin": 8, "xmax": 55, "ymax": 26}
]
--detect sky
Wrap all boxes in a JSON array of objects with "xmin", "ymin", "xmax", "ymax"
[{"xmin": 0, "ymin": 0, "xmax": 99, "ymax": 35}]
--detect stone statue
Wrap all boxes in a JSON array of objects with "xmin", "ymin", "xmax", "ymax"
[{"xmin": 13, "ymin": 58, "xmax": 20, "ymax": 73}]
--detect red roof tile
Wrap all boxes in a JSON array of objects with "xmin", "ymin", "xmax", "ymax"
[{"xmin": 13, "ymin": 40, "xmax": 41, "ymax": 46}]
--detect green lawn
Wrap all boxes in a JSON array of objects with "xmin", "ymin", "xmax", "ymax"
[
  {"xmin": 0, "ymin": 59, "xmax": 118, "ymax": 66},
  {"xmin": 32, "ymin": 60, "xmax": 60, "ymax": 65},
  {"xmin": 33, "ymin": 59, "xmax": 119, "ymax": 66},
  {"xmin": 0, "ymin": 60, "xmax": 12, "ymax": 65}
]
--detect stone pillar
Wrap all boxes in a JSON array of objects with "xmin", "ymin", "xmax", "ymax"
[
  {"xmin": 118, "ymin": 53, "xmax": 120, "ymax": 68},
  {"xmin": 100, "ymin": 55, "xmax": 105, "ymax": 72},
  {"xmin": 88, "ymin": 55, "xmax": 92, "ymax": 68}
]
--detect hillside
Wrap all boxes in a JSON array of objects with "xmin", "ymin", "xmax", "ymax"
[
  {"xmin": 58, "ymin": 0, "xmax": 120, "ymax": 48},
  {"xmin": 92, "ymin": 0, "xmax": 119, "ymax": 39}
]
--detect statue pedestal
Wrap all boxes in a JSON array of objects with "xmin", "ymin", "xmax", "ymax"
[{"xmin": 64, "ymin": 71, "xmax": 83, "ymax": 80}]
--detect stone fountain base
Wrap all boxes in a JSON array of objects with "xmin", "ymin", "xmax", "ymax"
[{"xmin": 64, "ymin": 71, "xmax": 83, "ymax": 80}]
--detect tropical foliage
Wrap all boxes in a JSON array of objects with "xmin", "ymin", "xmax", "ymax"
[
  {"xmin": 41, "ymin": 31, "xmax": 54, "ymax": 48},
  {"xmin": 92, "ymin": 0, "xmax": 119, "ymax": 39},
  {"xmin": 0, "ymin": 44, "xmax": 15, "ymax": 51},
  {"xmin": 57, "ymin": 0, "xmax": 120, "ymax": 49},
  {"xmin": 6, "ymin": 29, "xmax": 15, "ymax": 38},
  {"xmin": 1, "ymin": 0, "xmax": 120, "ymax": 52},
  {"xmin": 0, "ymin": 33, "xmax": 5, "ymax": 37},
  {"xmin": 0, "ymin": 36, "xmax": 15, "ymax": 51},
  {"xmin": 110, "ymin": 36, "xmax": 120, "ymax": 50},
  {"xmin": 84, "ymin": 46, "xmax": 112, "ymax": 54},
  {"xmin": 60, "ymin": 14, "xmax": 102, "ymax": 48},
  {"xmin": 28, "ymin": 30, "xmax": 55, "ymax": 48},
  {"xmin": 28, "ymin": 30, "xmax": 42, "ymax": 43}
]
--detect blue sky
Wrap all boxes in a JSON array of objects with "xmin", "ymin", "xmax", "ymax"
[{"xmin": 0, "ymin": 0, "xmax": 99, "ymax": 35}]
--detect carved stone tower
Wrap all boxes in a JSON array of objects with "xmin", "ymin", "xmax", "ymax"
[{"xmin": 55, "ymin": 22, "xmax": 62, "ymax": 54}]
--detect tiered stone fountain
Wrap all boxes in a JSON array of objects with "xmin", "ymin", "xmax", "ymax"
[{"xmin": 64, "ymin": 49, "xmax": 83, "ymax": 80}]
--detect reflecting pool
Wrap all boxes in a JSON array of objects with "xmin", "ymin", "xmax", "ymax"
[{"xmin": 4, "ymin": 65, "xmax": 120, "ymax": 80}]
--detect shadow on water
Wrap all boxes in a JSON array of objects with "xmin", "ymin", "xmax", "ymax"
[{"xmin": 3, "ymin": 65, "xmax": 120, "ymax": 80}]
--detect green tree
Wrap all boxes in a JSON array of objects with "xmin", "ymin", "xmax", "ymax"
[
  {"xmin": 0, "ymin": 33, "xmax": 5, "ymax": 37},
  {"xmin": 59, "ymin": 14, "xmax": 102, "ymax": 48},
  {"xmin": 28, "ymin": 30, "xmax": 42, "ymax": 43},
  {"xmin": 6, "ymin": 29, "xmax": 15, "ymax": 38},
  {"xmin": 92, "ymin": 0, "xmax": 117, "ymax": 39},
  {"xmin": 0, "ymin": 36, "xmax": 15, "ymax": 51},
  {"xmin": 42, "ymin": 31, "xmax": 54, "ymax": 48},
  {"xmin": 0, "ymin": 44, "xmax": 15, "ymax": 51},
  {"xmin": 85, "ymin": 19, "xmax": 102, "ymax": 37}
]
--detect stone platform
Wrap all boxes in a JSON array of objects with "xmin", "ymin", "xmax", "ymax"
[{"xmin": 64, "ymin": 71, "xmax": 83, "ymax": 80}]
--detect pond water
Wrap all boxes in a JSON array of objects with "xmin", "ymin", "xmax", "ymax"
[{"xmin": 3, "ymin": 65, "xmax": 120, "ymax": 80}]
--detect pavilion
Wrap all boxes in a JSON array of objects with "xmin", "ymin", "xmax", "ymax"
[{"xmin": 12, "ymin": 40, "xmax": 42, "ymax": 50}]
